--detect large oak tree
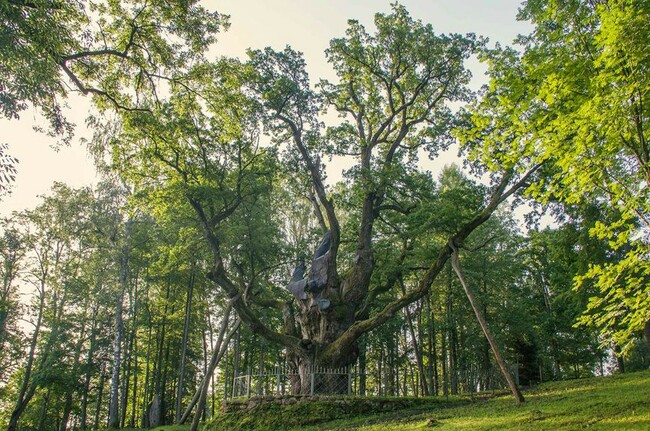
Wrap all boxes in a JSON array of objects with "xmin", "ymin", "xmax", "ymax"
[{"xmin": 109, "ymin": 5, "xmax": 539, "ymax": 395}]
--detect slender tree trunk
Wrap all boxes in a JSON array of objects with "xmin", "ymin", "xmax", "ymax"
[
  {"xmin": 233, "ymin": 327, "xmax": 241, "ymax": 392},
  {"xmin": 93, "ymin": 363, "xmax": 107, "ymax": 431},
  {"xmin": 7, "ymin": 278, "xmax": 46, "ymax": 431},
  {"xmin": 447, "ymin": 263, "xmax": 459, "ymax": 395},
  {"xmin": 60, "ymin": 321, "xmax": 87, "ymax": 431},
  {"xmin": 614, "ymin": 345, "xmax": 625, "ymax": 374},
  {"xmin": 130, "ymin": 333, "xmax": 138, "ymax": 428},
  {"xmin": 150, "ymin": 277, "xmax": 171, "ymax": 428},
  {"xmin": 257, "ymin": 344, "xmax": 265, "ymax": 398},
  {"xmin": 0, "ymin": 242, "xmax": 20, "ymax": 349},
  {"xmin": 538, "ymin": 269, "xmax": 562, "ymax": 379},
  {"xmin": 415, "ymin": 299, "xmax": 430, "ymax": 395},
  {"xmin": 441, "ymin": 317, "xmax": 448, "ymax": 397},
  {"xmin": 108, "ymin": 281, "xmax": 125, "ymax": 428},
  {"xmin": 120, "ymin": 327, "xmax": 133, "ymax": 429},
  {"xmin": 179, "ymin": 305, "xmax": 238, "ymax": 424},
  {"xmin": 358, "ymin": 339, "xmax": 367, "ymax": 396},
  {"xmin": 37, "ymin": 389, "xmax": 51, "ymax": 431},
  {"xmin": 109, "ymin": 223, "xmax": 130, "ymax": 429},
  {"xmin": 175, "ymin": 272, "xmax": 195, "ymax": 422},
  {"xmin": 81, "ymin": 305, "xmax": 100, "ymax": 430},
  {"xmin": 141, "ymin": 318, "xmax": 153, "ymax": 428},
  {"xmin": 403, "ymin": 293, "xmax": 428, "ymax": 396},
  {"xmin": 127, "ymin": 271, "xmax": 140, "ymax": 428},
  {"xmin": 450, "ymin": 245, "xmax": 525, "ymax": 404},
  {"xmin": 160, "ymin": 332, "xmax": 172, "ymax": 425},
  {"xmin": 188, "ymin": 307, "xmax": 238, "ymax": 431},
  {"xmin": 426, "ymin": 294, "xmax": 438, "ymax": 396}
]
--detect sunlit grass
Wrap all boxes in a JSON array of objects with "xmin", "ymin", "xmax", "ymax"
[{"xmin": 292, "ymin": 370, "xmax": 650, "ymax": 431}]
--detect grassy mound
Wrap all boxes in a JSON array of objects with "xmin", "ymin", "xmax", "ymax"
[
  {"xmin": 209, "ymin": 396, "xmax": 465, "ymax": 431},
  {"xmin": 207, "ymin": 370, "xmax": 650, "ymax": 431}
]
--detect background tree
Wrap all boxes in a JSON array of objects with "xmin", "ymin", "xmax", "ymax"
[{"xmin": 0, "ymin": 221, "xmax": 26, "ymax": 384}]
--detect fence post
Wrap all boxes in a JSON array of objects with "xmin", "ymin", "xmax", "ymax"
[
  {"xmin": 276, "ymin": 366, "xmax": 281, "ymax": 395},
  {"xmin": 515, "ymin": 358, "xmax": 520, "ymax": 386},
  {"xmin": 310, "ymin": 367, "xmax": 315, "ymax": 396},
  {"xmin": 246, "ymin": 374, "xmax": 251, "ymax": 398},
  {"xmin": 347, "ymin": 367, "xmax": 352, "ymax": 395}
]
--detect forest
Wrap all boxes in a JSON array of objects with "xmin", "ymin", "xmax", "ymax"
[{"xmin": 0, "ymin": 1, "xmax": 649, "ymax": 430}]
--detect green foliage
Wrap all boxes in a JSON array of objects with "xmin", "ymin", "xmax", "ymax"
[
  {"xmin": 460, "ymin": 0, "xmax": 650, "ymax": 352},
  {"xmin": 0, "ymin": 143, "xmax": 18, "ymax": 195},
  {"xmin": 0, "ymin": 0, "xmax": 227, "ymax": 143},
  {"xmin": 523, "ymin": 223, "xmax": 607, "ymax": 378},
  {"xmin": 0, "ymin": 222, "xmax": 25, "ymax": 383},
  {"xmin": 322, "ymin": 4, "xmax": 478, "ymax": 159}
]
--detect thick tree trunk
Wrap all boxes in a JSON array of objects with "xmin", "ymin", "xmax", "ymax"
[{"xmin": 450, "ymin": 245, "xmax": 525, "ymax": 404}]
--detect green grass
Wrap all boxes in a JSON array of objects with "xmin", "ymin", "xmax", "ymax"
[
  {"xmin": 207, "ymin": 370, "xmax": 650, "ymax": 431},
  {"xmin": 122, "ymin": 426, "xmax": 190, "ymax": 431}
]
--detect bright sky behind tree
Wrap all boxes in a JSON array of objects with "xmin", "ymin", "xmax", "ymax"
[{"xmin": 0, "ymin": 0, "xmax": 531, "ymax": 217}]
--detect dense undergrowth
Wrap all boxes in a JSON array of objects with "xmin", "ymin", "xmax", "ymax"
[{"xmin": 201, "ymin": 370, "xmax": 650, "ymax": 431}]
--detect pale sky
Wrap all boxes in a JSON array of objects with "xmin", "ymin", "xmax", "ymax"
[{"xmin": 0, "ymin": 0, "xmax": 531, "ymax": 217}]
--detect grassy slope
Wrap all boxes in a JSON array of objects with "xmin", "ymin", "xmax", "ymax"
[{"xmin": 199, "ymin": 370, "xmax": 650, "ymax": 431}]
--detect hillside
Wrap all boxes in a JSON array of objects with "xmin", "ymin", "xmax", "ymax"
[{"xmin": 206, "ymin": 370, "xmax": 650, "ymax": 431}]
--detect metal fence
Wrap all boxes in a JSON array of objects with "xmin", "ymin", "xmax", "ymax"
[
  {"xmin": 231, "ymin": 366, "xmax": 359, "ymax": 398},
  {"xmin": 229, "ymin": 363, "xmax": 520, "ymax": 399}
]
